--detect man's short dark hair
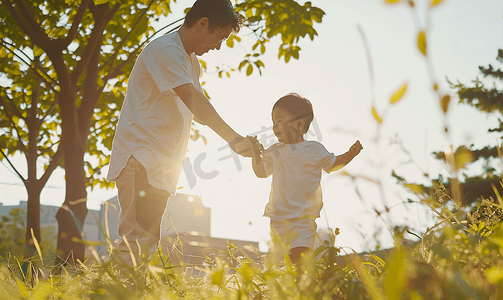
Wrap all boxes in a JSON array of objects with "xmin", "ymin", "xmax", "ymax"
[
  {"xmin": 273, "ymin": 93, "xmax": 314, "ymax": 134},
  {"xmin": 184, "ymin": 0, "xmax": 243, "ymax": 33}
]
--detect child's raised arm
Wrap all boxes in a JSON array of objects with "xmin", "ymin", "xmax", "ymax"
[
  {"xmin": 329, "ymin": 140, "xmax": 363, "ymax": 172},
  {"xmin": 249, "ymin": 136, "xmax": 268, "ymax": 178}
]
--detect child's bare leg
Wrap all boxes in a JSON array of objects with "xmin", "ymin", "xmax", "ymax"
[{"xmin": 289, "ymin": 246, "xmax": 310, "ymax": 264}]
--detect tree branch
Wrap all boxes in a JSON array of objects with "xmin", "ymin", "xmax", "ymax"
[
  {"xmin": 0, "ymin": 39, "xmax": 32, "ymax": 65},
  {"xmin": 0, "ymin": 39, "xmax": 58, "ymax": 92},
  {"xmin": 40, "ymin": 98, "xmax": 59, "ymax": 122},
  {"xmin": 0, "ymin": 148, "xmax": 26, "ymax": 182},
  {"xmin": 103, "ymin": 22, "xmax": 182, "ymax": 83},
  {"xmin": 105, "ymin": 0, "xmax": 157, "ymax": 71},
  {"xmin": 77, "ymin": 34, "xmax": 102, "ymax": 141},
  {"xmin": 106, "ymin": 46, "xmax": 141, "ymax": 80},
  {"xmin": 26, "ymin": 73, "xmax": 41, "ymax": 184},
  {"xmin": 56, "ymin": 0, "xmax": 91, "ymax": 50},
  {"xmin": 38, "ymin": 146, "xmax": 63, "ymax": 187},
  {"xmin": 70, "ymin": 2, "xmax": 120, "ymax": 84},
  {"xmin": 0, "ymin": 89, "xmax": 23, "ymax": 119},
  {"xmin": 0, "ymin": 94, "xmax": 28, "ymax": 154},
  {"xmin": 89, "ymin": 119, "xmax": 116, "ymax": 135},
  {"xmin": 4, "ymin": 0, "xmax": 52, "ymax": 50}
]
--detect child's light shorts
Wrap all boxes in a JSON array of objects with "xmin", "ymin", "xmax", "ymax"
[{"xmin": 270, "ymin": 217, "xmax": 317, "ymax": 251}]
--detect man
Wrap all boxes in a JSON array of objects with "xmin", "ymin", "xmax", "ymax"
[{"xmin": 107, "ymin": 0, "xmax": 253, "ymax": 266}]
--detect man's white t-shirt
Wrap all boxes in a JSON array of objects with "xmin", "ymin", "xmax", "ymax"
[
  {"xmin": 107, "ymin": 31, "xmax": 203, "ymax": 194},
  {"xmin": 261, "ymin": 140, "xmax": 338, "ymax": 219}
]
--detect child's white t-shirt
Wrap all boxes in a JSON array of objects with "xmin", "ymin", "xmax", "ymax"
[
  {"xmin": 261, "ymin": 140, "xmax": 338, "ymax": 219},
  {"xmin": 107, "ymin": 31, "xmax": 203, "ymax": 194}
]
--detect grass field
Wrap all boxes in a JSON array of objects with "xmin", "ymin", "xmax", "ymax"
[{"xmin": 1, "ymin": 185, "xmax": 502, "ymax": 299}]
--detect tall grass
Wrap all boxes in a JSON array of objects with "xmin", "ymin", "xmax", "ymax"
[{"xmin": 0, "ymin": 197, "xmax": 502, "ymax": 300}]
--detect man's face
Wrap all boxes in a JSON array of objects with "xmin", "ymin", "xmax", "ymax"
[{"xmin": 194, "ymin": 22, "xmax": 233, "ymax": 56}]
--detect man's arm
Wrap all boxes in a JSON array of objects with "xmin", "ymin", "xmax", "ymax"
[
  {"xmin": 174, "ymin": 83, "xmax": 253, "ymax": 157},
  {"xmin": 329, "ymin": 140, "xmax": 363, "ymax": 172}
]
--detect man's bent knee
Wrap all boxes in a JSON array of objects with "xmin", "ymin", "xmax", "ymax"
[{"xmin": 136, "ymin": 192, "xmax": 169, "ymax": 233}]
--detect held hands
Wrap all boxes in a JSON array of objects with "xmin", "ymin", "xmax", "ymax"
[
  {"xmin": 229, "ymin": 135, "xmax": 254, "ymax": 157},
  {"xmin": 349, "ymin": 140, "xmax": 363, "ymax": 157},
  {"xmin": 229, "ymin": 135, "xmax": 264, "ymax": 158},
  {"xmin": 249, "ymin": 135, "xmax": 264, "ymax": 161}
]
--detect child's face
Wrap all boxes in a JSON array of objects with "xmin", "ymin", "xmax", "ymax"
[{"xmin": 272, "ymin": 108, "xmax": 305, "ymax": 144}]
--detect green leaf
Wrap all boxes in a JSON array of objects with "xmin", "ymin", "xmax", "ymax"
[
  {"xmin": 245, "ymin": 8, "xmax": 254, "ymax": 18},
  {"xmin": 404, "ymin": 183, "xmax": 426, "ymax": 195},
  {"xmin": 284, "ymin": 53, "xmax": 291, "ymax": 63},
  {"xmin": 417, "ymin": 31, "xmax": 427, "ymax": 56},
  {"xmin": 94, "ymin": 0, "xmax": 110, "ymax": 5},
  {"xmin": 486, "ymin": 266, "xmax": 503, "ymax": 284},
  {"xmin": 247, "ymin": 16, "xmax": 262, "ymax": 23},
  {"xmin": 454, "ymin": 148, "xmax": 473, "ymax": 170},
  {"xmin": 440, "ymin": 95, "xmax": 450, "ymax": 113},
  {"xmin": 31, "ymin": 228, "xmax": 43, "ymax": 265},
  {"xmin": 385, "ymin": 250, "xmax": 408, "ymax": 300},
  {"xmin": 33, "ymin": 45, "xmax": 44, "ymax": 57},
  {"xmin": 238, "ymin": 60, "xmax": 247, "ymax": 71},
  {"xmin": 246, "ymin": 64, "xmax": 253, "ymax": 76},
  {"xmin": 390, "ymin": 83, "xmax": 407, "ymax": 104},
  {"xmin": 199, "ymin": 59, "xmax": 207, "ymax": 70},
  {"xmin": 211, "ymin": 269, "xmax": 224, "ymax": 285},
  {"xmin": 253, "ymin": 62, "xmax": 262, "ymax": 75},
  {"xmin": 226, "ymin": 37, "xmax": 234, "ymax": 48},
  {"xmin": 372, "ymin": 106, "xmax": 382, "ymax": 124},
  {"xmin": 16, "ymin": 278, "xmax": 30, "ymax": 299}
]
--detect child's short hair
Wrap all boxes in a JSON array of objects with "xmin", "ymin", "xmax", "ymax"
[
  {"xmin": 184, "ymin": 0, "xmax": 243, "ymax": 33},
  {"xmin": 272, "ymin": 93, "xmax": 314, "ymax": 134}
]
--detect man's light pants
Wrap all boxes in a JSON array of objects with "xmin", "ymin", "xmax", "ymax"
[{"xmin": 115, "ymin": 156, "xmax": 171, "ymax": 266}]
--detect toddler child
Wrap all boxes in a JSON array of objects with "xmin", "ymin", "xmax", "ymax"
[{"xmin": 251, "ymin": 93, "xmax": 363, "ymax": 263}]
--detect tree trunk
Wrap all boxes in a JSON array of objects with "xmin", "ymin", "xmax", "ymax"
[
  {"xmin": 55, "ymin": 136, "xmax": 88, "ymax": 265},
  {"xmin": 24, "ymin": 78, "xmax": 42, "ymax": 259},
  {"xmin": 53, "ymin": 17, "xmax": 106, "ymax": 265},
  {"xmin": 24, "ymin": 183, "xmax": 42, "ymax": 258},
  {"xmin": 54, "ymin": 78, "xmax": 89, "ymax": 265}
]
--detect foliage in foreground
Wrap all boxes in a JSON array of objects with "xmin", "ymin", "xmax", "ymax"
[{"xmin": 1, "ymin": 188, "xmax": 503, "ymax": 300}]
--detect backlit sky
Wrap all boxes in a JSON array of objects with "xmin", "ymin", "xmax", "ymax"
[{"xmin": 1, "ymin": 0, "xmax": 502, "ymax": 253}]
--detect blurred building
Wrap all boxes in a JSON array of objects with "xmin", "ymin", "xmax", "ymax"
[
  {"xmin": 0, "ymin": 201, "xmax": 101, "ymax": 242},
  {"xmin": 98, "ymin": 193, "xmax": 261, "ymax": 266},
  {"xmin": 0, "ymin": 201, "xmax": 101, "ymax": 258},
  {"xmin": 0, "ymin": 194, "xmax": 260, "ymax": 266}
]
